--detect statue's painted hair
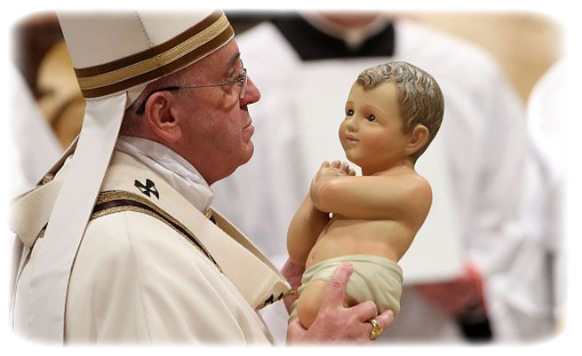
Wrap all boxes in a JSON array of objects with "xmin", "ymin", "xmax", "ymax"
[{"xmin": 357, "ymin": 61, "xmax": 444, "ymax": 160}]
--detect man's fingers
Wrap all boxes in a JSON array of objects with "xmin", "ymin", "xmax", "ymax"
[
  {"xmin": 286, "ymin": 318, "xmax": 307, "ymax": 344},
  {"xmin": 375, "ymin": 310, "xmax": 394, "ymax": 331},
  {"xmin": 321, "ymin": 262, "xmax": 353, "ymax": 308},
  {"xmin": 281, "ymin": 259, "xmax": 305, "ymax": 284},
  {"xmin": 366, "ymin": 310, "xmax": 394, "ymax": 339},
  {"xmin": 351, "ymin": 300, "xmax": 378, "ymax": 322}
]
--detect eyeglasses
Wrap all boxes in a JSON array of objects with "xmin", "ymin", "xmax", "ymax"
[{"xmin": 135, "ymin": 66, "xmax": 247, "ymax": 115}]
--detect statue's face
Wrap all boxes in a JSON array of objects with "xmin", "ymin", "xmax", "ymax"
[{"xmin": 339, "ymin": 81, "xmax": 409, "ymax": 174}]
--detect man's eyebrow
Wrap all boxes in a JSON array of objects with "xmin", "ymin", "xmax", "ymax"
[{"xmin": 224, "ymin": 52, "xmax": 242, "ymax": 75}]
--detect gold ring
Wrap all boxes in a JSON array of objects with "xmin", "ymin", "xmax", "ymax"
[{"xmin": 367, "ymin": 319, "xmax": 384, "ymax": 340}]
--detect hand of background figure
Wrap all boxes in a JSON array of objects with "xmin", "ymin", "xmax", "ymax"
[
  {"xmin": 286, "ymin": 263, "xmax": 393, "ymax": 356},
  {"xmin": 415, "ymin": 264, "xmax": 485, "ymax": 317}
]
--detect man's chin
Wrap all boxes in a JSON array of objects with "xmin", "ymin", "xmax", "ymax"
[
  {"xmin": 222, "ymin": 149, "xmax": 253, "ymax": 181},
  {"xmin": 235, "ymin": 142, "xmax": 255, "ymax": 167},
  {"xmin": 243, "ymin": 142, "xmax": 255, "ymax": 163}
]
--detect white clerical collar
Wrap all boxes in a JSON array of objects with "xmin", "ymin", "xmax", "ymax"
[
  {"xmin": 115, "ymin": 135, "xmax": 214, "ymax": 212},
  {"xmin": 295, "ymin": 0, "xmax": 389, "ymax": 49}
]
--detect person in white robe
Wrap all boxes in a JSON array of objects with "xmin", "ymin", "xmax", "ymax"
[
  {"xmin": 0, "ymin": 55, "xmax": 61, "ymax": 329},
  {"xmin": 212, "ymin": 12, "xmax": 551, "ymax": 343},
  {"xmin": 512, "ymin": 50, "xmax": 582, "ymax": 355}
]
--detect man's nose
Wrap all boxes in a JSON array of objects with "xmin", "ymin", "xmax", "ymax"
[{"xmin": 241, "ymin": 76, "xmax": 261, "ymax": 105}]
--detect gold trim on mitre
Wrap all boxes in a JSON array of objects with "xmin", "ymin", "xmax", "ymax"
[{"xmin": 74, "ymin": 11, "xmax": 234, "ymax": 98}]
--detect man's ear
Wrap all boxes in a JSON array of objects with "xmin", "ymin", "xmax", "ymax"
[
  {"xmin": 144, "ymin": 91, "xmax": 183, "ymax": 143},
  {"xmin": 405, "ymin": 124, "xmax": 430, "ymax": 156}
]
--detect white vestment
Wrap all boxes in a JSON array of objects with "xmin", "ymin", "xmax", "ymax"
[
  {"xmin": 524, "ymin": 60, "xmax": 567, "ymax": 261},
  {"xmin": 11, "ymin": 146, "xmax": 290, "ymax": 344},
  {"xmin": 213, "ymin": 18, "xmax": 550, "ymax": 342},
  {"xmin": 0, "ymin": 55, "xmax": 61, "ymax": 330},
  {"xmin": 504, "ymin": 51, "xmax": 582, "ymax": 356}
]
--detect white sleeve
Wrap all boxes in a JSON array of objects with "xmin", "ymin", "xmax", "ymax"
[
  {"xmin": 528, "ymin": 51, "xmax": 582, "ymax": 253},
  {"xmin": 460, "ymin": 65, "xmax": 528, "ymax": 274}
]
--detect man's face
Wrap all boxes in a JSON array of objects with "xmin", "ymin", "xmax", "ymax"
[
  {"xmin": 174, "ymin": 40, "xmax": 260, "ymax": 184},
  {"xmin": 339, "ymin": 81, "xmax": 410, "ymax": 175}
]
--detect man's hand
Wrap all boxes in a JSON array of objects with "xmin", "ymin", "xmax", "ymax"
[
  {"xmin": 281, "ymin": 259, "xmax": 305, "ymax": 313},
  {"xmin": 286, "ymin": 262, "xmax": 394, "ymax": 345},
  {"xmin": 415, "ymin": 264, "xmax": 485, "ymax": 317}
]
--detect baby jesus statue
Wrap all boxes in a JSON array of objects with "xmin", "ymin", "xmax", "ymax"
[{"xmin": 287, "ymin": 61, "xmax": 445, "ymax": 331}]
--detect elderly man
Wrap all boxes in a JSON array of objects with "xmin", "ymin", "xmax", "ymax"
[{"xmin": 10, "ymin": 11, "xmax": 392, "ymax": 344}]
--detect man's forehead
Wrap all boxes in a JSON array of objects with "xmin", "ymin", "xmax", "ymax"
[
  {"xmin": 205, "ymin": 40, "xmax": 240, "ymax": 68},
  {"xmin": 193, "ymin": 40, "xmax": 241, "ymax": 74}
]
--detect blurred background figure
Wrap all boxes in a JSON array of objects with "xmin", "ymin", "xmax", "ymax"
[
  {"xmin": 524, "ymin": 50, "xmax": 582, "ymax": 349},
  {"xmin": 13, "ymin": 14, "xmax": 84, "ymax": 150},
  {"xmin": 218, "ymin": 0, "xmax": 287, "ymax": 34},
  {"xmin": 384, "ymin": 0, "xmax": 582, "ymax": 101},
  {"xmin": 35, "ymin": 40, "xmax": 86, "ymax": 149},
  {"xmin": 13, "ymin": 14, "xmax": 60, "ymax": 98},
  {"xmin": 0, "ymin": 52, "xmax": 61, "ymax": 330},
  {"xmin": 10, "ymin": 16, "xmax": 68, "ymax": 313},
  {"xmin": 215, "ymin": 0, "xmax": 526, "ymax": 356}
]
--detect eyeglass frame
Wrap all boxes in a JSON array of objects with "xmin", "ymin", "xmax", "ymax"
[{"xmin": 135, "ymin": 66, "xmax": 247, "ymax": 115}]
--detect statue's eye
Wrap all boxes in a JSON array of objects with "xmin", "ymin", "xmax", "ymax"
[{"xmin": 367, "ymin": 114, "xmax": 376, "ymax": 122}]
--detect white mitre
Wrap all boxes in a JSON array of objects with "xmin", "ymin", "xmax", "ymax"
[{"xmin": 25, "ymin": 10, "xmax": 234, "ymax": 343}]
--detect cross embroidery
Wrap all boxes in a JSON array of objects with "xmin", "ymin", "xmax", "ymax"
[{"xmin": 134, "ymin": 178, "xmax": 160, "ymax": 199}]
